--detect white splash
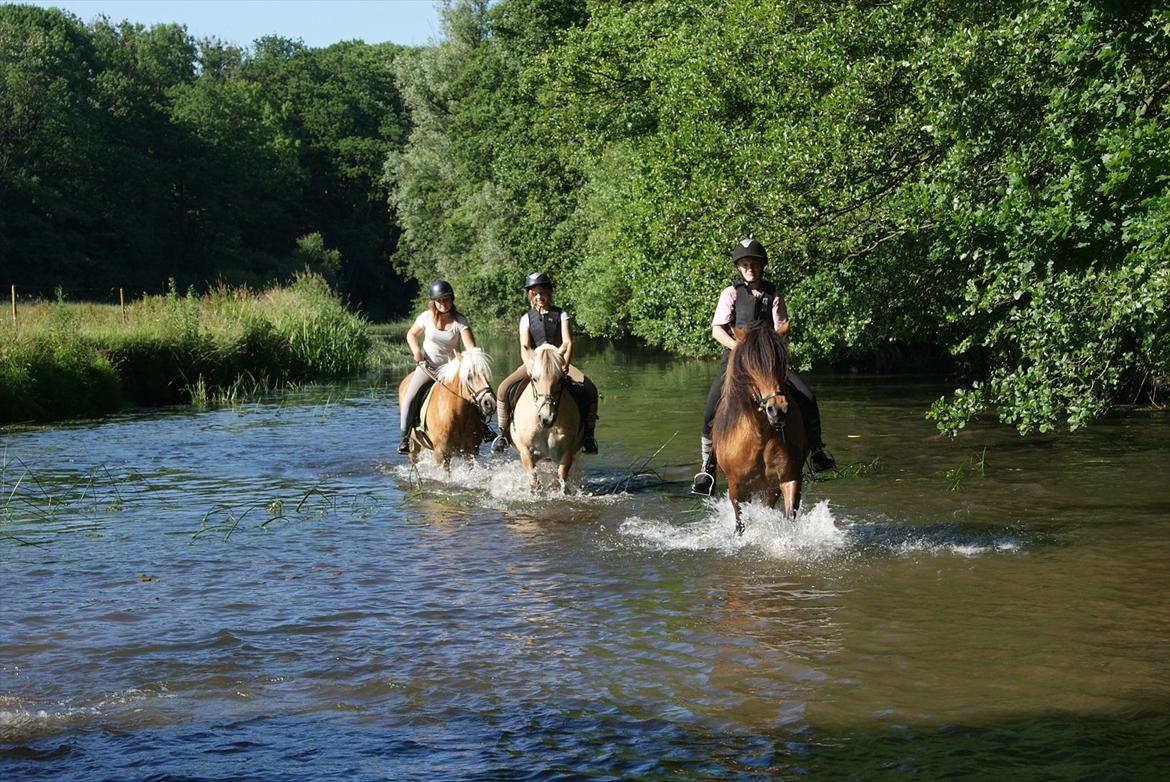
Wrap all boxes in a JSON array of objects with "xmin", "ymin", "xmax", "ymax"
[
  {"xmin": 618, "ymin": 499, "xmax": 847, "ymax": 560},
  {"xmin": 389, "ymin": 455, "xmax": 627, "ymax": 508}
]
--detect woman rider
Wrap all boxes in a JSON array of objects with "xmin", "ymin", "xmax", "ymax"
[
  {"xmin": 398, "ymin": 280, "xmax": 481, "ymax": 454},
  {"xmin": 491, "ymin": 272, "xmax": 599, "ymax": 455},
  {"xmin": 690, "ymin": 238, "xmax": 835, "ymax": 495}
]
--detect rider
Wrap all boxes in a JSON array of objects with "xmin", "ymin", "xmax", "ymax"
[
  {"xmin": 491, "ymin": 272, "xmax": 600, "ymax": 455},
  {"xmin": 690, "ymin": 238, "xmax": 835, "ymax": 495},
  {"xmin": 398, "ymin": 279, "xmax": 480, "ymax": 454}
]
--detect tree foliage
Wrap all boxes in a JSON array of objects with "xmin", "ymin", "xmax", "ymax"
[
  {"xmin": 388, "ymin": 0, "xmax": 1169, "ymax": 435},
  {"xmin": 0, "ymin": 4, "xmax": 414, "ymax": 318}
]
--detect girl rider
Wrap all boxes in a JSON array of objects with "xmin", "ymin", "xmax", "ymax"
[
  {"xmin": 690, "ymin": 238, "xmax": 835, "ymax": 495},
  {"xmin": 492, "ymin": 272, "xmax": 599, "ymax": 455},
  {"xmin": 398, "ymin": 280, "xmax": 481, "ymax": 454}
]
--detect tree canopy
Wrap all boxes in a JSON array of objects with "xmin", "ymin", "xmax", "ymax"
[{"xmin": 385, "ymin": 0, "xmax": 1169, "ymax": 434}]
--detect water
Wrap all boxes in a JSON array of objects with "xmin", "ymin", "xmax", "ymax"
[{"xmin": 3, "ymin": 339, "xmax": 1169, "ymax": 780}]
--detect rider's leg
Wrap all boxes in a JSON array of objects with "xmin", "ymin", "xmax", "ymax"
[
  {"xmin": 691, "ymin": 351, "xmax": 729, "ymax": 495},
  {"xmin": 398, "ymin": 367, "xmax": 433, "ymax": 454},
  {"xmin": 492, "ymin": 365, "xmax": 528, "ymax": 452},
  {"xmin": 567, "ymin": 366, "xmax": 599, "ymax": 454},
  {"xmin": 788, "ymin": 370, "xmax": 835, "ymax": 473}
]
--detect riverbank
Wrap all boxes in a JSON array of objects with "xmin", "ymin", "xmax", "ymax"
[{"xmin": 1, "ymin": 275, "xmax": 370, "ymax": 424}]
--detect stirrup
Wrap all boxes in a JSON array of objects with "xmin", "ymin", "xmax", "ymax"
[
  {"xmin": 810, "ymin": 448, "xmax": 836, "ymax": 474},
  {"xmin": 690, "ymin": 470, "xmax": 715, "ymax": 497},
  {"xmin": 490, "ymin": 434, "xmax": 509, "ymax": 453}
]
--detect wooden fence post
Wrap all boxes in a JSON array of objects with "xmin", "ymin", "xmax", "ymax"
[
  {"xmin": 120, "ymin": 287, "xmax": 126, "ymax": 324},
  {"xmin": 10, "ymin": 285, "xmax": 15, "ymax": 327}
]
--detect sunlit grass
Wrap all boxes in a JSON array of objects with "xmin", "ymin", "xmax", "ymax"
[{"xmin": 1, "ymin": 274, "xmax": 371, "ymax": 423}]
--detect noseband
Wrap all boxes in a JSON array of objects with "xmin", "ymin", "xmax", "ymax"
[
  {"xmin": 531, "ymin": 378, "xmax": 563, "ymax": 423},
  {"xmin": 754, "ymin": 389, "xmax": 786, "ymax": 411}
]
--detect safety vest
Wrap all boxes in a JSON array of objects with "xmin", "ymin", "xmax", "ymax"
[
  {"xmin": 732, "ymin": 280, "xmax": 777, "ymax": 328},
  {"xmin": 527, "ymin": 307, "xmax": 564, "ymax": 347}
]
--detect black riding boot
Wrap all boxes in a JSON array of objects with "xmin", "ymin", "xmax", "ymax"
[
  {"xmin": 790, "ymin": 380, "xmax": 835, "ymax": 473},
  {"xmin": 398, "ymin": 381, "xmax": 430, "ymax": 455},
  {"xmin": 690, "ymin": 447, "xmax": 718, "ymax": 497}
]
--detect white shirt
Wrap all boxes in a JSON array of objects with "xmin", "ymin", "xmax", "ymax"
[{"xmin": 414, "ymin": 310, "xmax": 469, "ymax": 365}]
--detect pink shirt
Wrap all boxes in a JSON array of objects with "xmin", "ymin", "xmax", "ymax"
[{"xmin": 711, "ymin": 285, "xmax": 788, "ymax": 329}]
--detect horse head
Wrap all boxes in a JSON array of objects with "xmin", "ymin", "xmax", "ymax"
[
  {"xmin": 528, "ymin": 344, "xmax": 566, "ymax": 427},
  {"xmin": 440, "ymin": 348, "xmax": 497, "ymax": 417},
  {"xmin": 731, "ymin": 323, "xmax": 790, "ymax": 430}
]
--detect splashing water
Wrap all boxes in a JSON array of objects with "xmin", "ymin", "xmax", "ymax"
[{"xmin": 618, "ymin": 499, "xmax": 848, "ymax": 560}]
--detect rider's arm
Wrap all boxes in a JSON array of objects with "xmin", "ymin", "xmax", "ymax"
[
  {"xmin": 519, "ymin": 317, "xmax": 534, "ymax": 365},
  {"xmin": 406, "ymin": 317, "xmax": 426, "ymax": 363},
  {"xmin": 460, "ymin": 326, "xmax": 477, "ymax": 350},
  {"xmin": 712, "ymin": 323, "xmax": 738, "ymax": 351},
  {"xmin": 559, "ymin": 314, "xmax": 573, "ymax": 367},
  {"xmin": 773, "ymin": 293, "xmax": 790, "ymax": 338}
]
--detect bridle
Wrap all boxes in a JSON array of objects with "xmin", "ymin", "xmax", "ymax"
[
  {"xmin": 422, "ymin": 361, "xmax": 496, "ymax": 419},
  {"xmin": 530, "ymin": 376, "xmax": 563, "ymax": 423}
]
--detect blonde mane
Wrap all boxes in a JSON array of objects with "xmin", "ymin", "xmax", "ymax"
[
  {"xmin": 438, "ymin": 347, "xmax": 493, "ymax": 387},
  {"xmin": 528, "ymin": 344, "xmax": 565, "ymax": 382}
]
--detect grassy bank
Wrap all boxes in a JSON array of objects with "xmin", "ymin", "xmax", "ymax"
[{"xmin": 1, "ymin": 274, "xmax": 370, "ymax": 423}]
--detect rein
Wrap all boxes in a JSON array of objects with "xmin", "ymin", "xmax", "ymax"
[
  {"xmin": 422, "ymin": 361, "xmax": 495, "ymax": 419},
  {"xmin": 530, "ymin": 375, "xmax": 564, "ymax": 423}
]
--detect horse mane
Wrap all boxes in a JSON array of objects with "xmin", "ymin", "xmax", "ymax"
[
  {"xmin": 715, "ymin": 322, "xmax": 789, "ymax": 423},
  {"xmin": 529, "ymin": 344, "xmax": 564, "ymax": 382},
  {"xmin": 436, "ymin": 347, "xmax": 493, "ymax": 387}
]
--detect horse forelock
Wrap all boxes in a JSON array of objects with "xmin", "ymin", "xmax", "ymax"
[
  {"xmin": 529, "ymin": 344, "xmax": 564, "ymax": 382},
  {"xmin": 718, "ymin": 323, "xmax": 789, "ymax": 418}
]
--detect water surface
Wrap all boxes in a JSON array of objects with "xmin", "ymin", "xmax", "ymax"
[{"xmin": 3, "ymin": 340, "xmax": 1169, "ymax": 780}]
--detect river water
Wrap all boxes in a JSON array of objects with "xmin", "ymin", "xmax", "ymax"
[{"xmin": 2, "ymin": 337, "xmax": 1169, "ymax": 780}]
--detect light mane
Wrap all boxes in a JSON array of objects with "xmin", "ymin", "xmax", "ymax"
[
  {"xmin": 528, "ymin": 344, "xmax": 564, "ymax": 382},
  {"xmin": 437, "ymin": 347, "xmax": 493, "ymax": 387}
]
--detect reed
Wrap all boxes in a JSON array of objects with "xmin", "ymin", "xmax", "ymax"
[{"xmin": 1, "ymin": 274, "xmax": 371, "ymax": 423}]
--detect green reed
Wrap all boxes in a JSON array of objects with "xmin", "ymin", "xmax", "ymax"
[{"xmin": 1, "ymin": 274, "xmax": 371, "ymax": 423}]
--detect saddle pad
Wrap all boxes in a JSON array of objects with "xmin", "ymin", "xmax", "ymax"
[{"xmin": 417, "ymin": 381, "xmax": 438, "ymax": 432}]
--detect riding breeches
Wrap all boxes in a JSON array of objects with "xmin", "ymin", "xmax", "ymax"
[
  {"xmin": 701, "ymin": 349, "xmax": 824, "ymax": 448},
  {"xmin": 399, "ymin": 365, "xmax": 436, "ymax": 433}
]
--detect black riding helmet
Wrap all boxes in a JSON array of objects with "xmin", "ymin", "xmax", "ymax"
[
  {"xmin": 523, "ymin": 272, "xmax": 553, "ymax": 290},
  {"xmin": 428, "ymin": 279, "xmax": 455, "ymax": 300},
  {"xmin": 731, "ymin": 238, "xmax": 768, "ymax": 263}
]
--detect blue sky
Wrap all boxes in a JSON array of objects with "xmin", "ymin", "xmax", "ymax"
[{"xmin": 15, "ymin": 0, "xmax": 443, "ymax": 48}]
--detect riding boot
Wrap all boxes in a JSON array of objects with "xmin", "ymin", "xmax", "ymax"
[
  {"xmin": 491, "ymin": 400, "xmax": 511, "ymax": 453},
  {"xmin": 690, "ymin": 438, "xmax": 717, "ymax": 496},
  {"xmin": 582, "ymin": 400, "xmax": 599, "ymax": 454},
  {"xmin": 792, "ymin": 383, "xmax": 836, "ymax": 473},
  {"xmin": 399, "ymin": 382, "xmax": 428, "ymax": 454}
]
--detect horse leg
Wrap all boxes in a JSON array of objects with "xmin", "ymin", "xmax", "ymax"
[
  {"xmin": 727, "ymin": 481, "xmax": 745, "ymax": 535},
  {"xmin": 557, "ymin": 454, "xmax": 573, "ymax": 494},
  {"xmin": 780, "ymin": 477, "xmax": 801, "ymax": 520},
  {"xmin": 517, "ymin": 447, "xmax": 539, "ymax": 491}
]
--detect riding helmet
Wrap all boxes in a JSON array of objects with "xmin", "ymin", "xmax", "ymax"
[
  {"xmin": 523, "ymin": 272, "xmax": 554, "ymax": 290},
  {"xmin": 428, "ymin": 279, "xmax": 455, "ymax": 300},
  {"xmin": 731, "ymin": 238, "xmax": 768, "ymax": 263}
]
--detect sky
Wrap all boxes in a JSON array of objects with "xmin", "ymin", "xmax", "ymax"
[{"xmin": 15, "ymin": 0, "xmax": 443, "ymax": 48}]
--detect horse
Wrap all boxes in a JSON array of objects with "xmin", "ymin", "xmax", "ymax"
[
  {"xmin": 510, "ymin": 343, "xmax": 582, "ymax": 491},
  {"xmin": 399, "ymin": 348, "xmax": 496, "ymax": 469},
  {"xmin": 711, "ymin": 321, "xmax": 809, "ymax": 533}
]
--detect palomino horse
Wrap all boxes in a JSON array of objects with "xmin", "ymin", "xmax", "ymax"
[
  {"xmin": 511, "ymin": 344, "xmax": 582, "ymax": 491},
  {"xmin": 400, "ymin": 348, "xmax": 496, "ymax": 468},
  {"xmin": 711, "ymin": 322, "xmax": 809, "ymax": 533}
]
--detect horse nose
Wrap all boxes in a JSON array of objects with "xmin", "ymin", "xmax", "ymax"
[{"xmin": 482, "ymin": 397, "xmax": 497, "ymax": 416}]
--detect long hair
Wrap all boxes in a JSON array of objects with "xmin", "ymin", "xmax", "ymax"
[
  {"xmin": 428, "ymin": 298, "xmax": 460, "ymax": 321},
  {"xmin": 714, "ymin": 322, "xmax": 789, "ymax": 426}
]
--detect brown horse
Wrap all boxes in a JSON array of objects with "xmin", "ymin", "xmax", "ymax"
[
  {"xmin": 511, "ymin": 344, "xmax": 582, "ymax": 491},
  {"xmin": 399, "ymin": 348, "xmax": 496, "ymax": 469},
  {"xmin": 711, "ymin": 322, "xmax": 809, "ymax": 533}
]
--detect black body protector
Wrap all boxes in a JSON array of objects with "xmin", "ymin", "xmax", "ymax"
[
  {"xmin": 527, "ymin": 307, "xmax": 565, "ymax": 348},
  {"xmin": 730, "ymin": 280, "xmax": 777, "ymax": 330}
]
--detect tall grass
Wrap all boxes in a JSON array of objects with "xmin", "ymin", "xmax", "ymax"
[{"xmin": 1, "ymin": 274, "xmax": 370, "ymax": 423}]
